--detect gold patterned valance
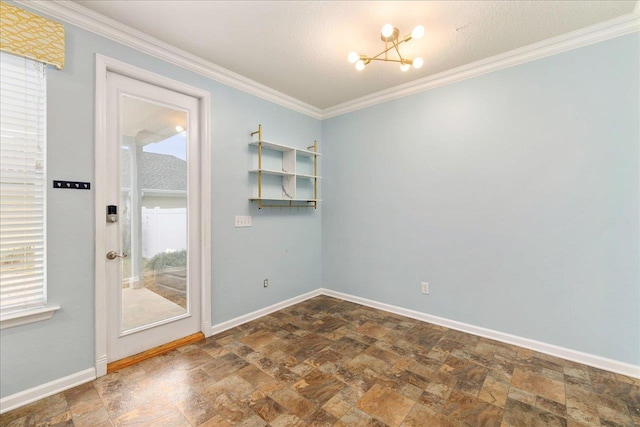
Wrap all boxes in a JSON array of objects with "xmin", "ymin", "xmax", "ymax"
[{"xmin": 0, "ymin": 2, "xmax": 65, "ymax": 69}]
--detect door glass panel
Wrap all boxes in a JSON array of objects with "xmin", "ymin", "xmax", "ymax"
[{"xmin": 120, "ymin": 95, "xmax": 188, "ymax": 332}]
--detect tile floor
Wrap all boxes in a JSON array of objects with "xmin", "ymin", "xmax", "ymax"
[{"xmin": 2, "ymin": 295, "xmax": 638, "ymax": 426}]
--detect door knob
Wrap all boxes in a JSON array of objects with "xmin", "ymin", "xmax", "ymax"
[{"xmin": 106, "ymin": 251, "xmax": 127, "ymax": 260}]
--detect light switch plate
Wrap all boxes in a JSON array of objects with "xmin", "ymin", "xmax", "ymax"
[{"xmin": 235, "ymin": 215, "xmax": 252, "ymax": 227}]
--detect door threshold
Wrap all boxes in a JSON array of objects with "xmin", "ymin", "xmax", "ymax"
[{"xmin": 107, "ymin": 331, "xmax": 205, "ymax": 373}]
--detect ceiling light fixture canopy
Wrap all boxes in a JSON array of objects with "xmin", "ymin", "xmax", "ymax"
[{"xmin": 348, "ymin": 24, "xmax": 425, "ymax": 72}]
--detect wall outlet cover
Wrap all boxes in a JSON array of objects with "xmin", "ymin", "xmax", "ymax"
[{"xmin": 421, "ymin": 282, "xmax": 429, "ymax": 294}]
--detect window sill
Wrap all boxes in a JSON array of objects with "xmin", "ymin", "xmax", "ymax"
[{"xmin": 0, "ymin": 305, "xmax": 61, "ymax": 330}]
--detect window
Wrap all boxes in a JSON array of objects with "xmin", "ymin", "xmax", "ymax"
[{"xmin": 0, "ymin": 52, "xmax": 47, "ymax": 315}]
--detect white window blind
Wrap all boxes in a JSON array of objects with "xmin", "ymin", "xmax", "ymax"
[{"xmin": 0, "ymin": 52, "xmax": 47, "ymax": 313}]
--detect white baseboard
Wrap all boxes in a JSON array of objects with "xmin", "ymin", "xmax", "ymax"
[
  {"xmin": 95, "ymin": 355, "xmax": 107, "ymax": 378},
  {"xmin": 202, "ymin": 320, "xmax": 214, "ymax": 338},
  {"xmin": 0, "ymin": 368, "xmax": 96, "ymax": 414},
  {"xmin": 3, "ymin": 286, "xmax": 637, "ymax": 415},
  {"xmin": 208, "ymin": 289, "xmax": 322, "ymax": 336},
  {"xmin": 320, "ymin": 288, "xmax": 640, "ymax": 379}
]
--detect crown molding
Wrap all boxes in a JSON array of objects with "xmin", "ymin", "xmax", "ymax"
[
  {"xmin": 15, "ymin": 0, "xmax": 323, "ymax": 119},
  {"xmin": 321, "ymin": 6, "xmax": 640, "ymax": 119},
  {"xmin": 14, "ymin": 0, "xmax": 640, "ymax": 121}
]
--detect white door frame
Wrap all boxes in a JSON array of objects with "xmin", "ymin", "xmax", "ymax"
[{"xmin": 94, "ymin": 54, "xmax": 212, "ymax": 377}]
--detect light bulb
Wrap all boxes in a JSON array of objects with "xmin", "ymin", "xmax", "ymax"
[
  {"xmin": 175, "ymin": 125, "xmax": 184, "ymax": 132},
  {"xmin": 400, "ymin": 63, "xmax": 410, "ymax": 72},
  {"xmin": 348, "ymin": 51, "xmax": 360, "ymax": 64},
  {"xmin": 381, "ymin": 24, "xmax": 394, "ymax": 38},
  {"xmin": 412, "ymin": 57, "xmax": 424, "ymax": 69},
  {"xmin": 355, "ymin": 60, "xmax": 366, "ymax": 71},
  {"xmin": 411, "ymin": 25, "xmax": 425, "ymax": 40}
]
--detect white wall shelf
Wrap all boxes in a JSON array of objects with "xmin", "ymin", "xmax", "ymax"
[
  {"xmin": 249, "ymin": 198, "xmax": 322, "ymax": 202},
  {"xmin": 249, "ymin": 124, "xmax": 321, "ymax": 209},
  {"xmin": 248, "ymin": 169, "xmax": 295, "ymax": 177}
]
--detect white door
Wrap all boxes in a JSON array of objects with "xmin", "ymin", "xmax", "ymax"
[{"xmin": 105, "ymin": 71, "xmax": 202, "ymax": 362}]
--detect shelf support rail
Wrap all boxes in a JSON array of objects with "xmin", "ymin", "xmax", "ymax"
[
  {"xmin": 307, "ymin": 140, "xmax": 318, "ymax": 209},
  {"xmin": 251, "ymin": 125, "xmax": 264, "ymax": 208}
]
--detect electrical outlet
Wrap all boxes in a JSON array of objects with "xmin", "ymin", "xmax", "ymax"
[
  {"xmin": 421, "ymin": 282, "xmax": 429, "ymax": 294},
  {"xmin": 263, "ymin": 279, "xmax": 269, "ymax": 288},
  {"xmin": 234, "ymin": 215, "xmax": 252, "ymax": 227}
]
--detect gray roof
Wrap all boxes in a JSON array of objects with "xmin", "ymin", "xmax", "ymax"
[{"xmin": 122, "ymin": 152, "xmax": 186, "ymax": 191}]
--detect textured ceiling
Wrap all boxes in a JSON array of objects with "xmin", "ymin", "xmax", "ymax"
[{"xmin": 73, "ymin": 1, "xmax": 636, "ymax": 109}]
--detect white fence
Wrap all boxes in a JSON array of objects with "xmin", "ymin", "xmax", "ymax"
[{"xmin": 141, "ymin": 207, "xmax": 187, "ymax": 258}]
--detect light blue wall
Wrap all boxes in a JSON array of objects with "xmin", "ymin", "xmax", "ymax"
[
  {"xmin": 322, "ymin": 34, "xmax": 639, "ymax": 365},
  {"xmin": 0, "ymin": 10, "xmax": 322, "ymax": 397}
]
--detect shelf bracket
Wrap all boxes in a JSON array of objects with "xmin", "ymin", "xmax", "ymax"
[{"xmin": 250, "ymin": 124, "xmax": 263, "ymax": 141}]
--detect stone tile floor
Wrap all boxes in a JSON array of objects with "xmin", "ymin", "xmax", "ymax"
[{"xmin": 2, "ymin": 295, "xmax": 638, "ymax": 426}]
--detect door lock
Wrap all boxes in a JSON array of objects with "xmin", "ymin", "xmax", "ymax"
[
  {"xmin": 106, "ymin": 205, "xmax": 118, "ymax": 223},
  {"xmin": 106, "ymin": 251, "xmax": 127, "ymax": 260}
]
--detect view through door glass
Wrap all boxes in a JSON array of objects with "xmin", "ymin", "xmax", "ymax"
[{"xmin": 120, "ymin": 95, "xmax": 189, "ymax": 332}]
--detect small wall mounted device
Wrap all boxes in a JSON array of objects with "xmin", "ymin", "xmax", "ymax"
[{"xmin": 107, "ymin": 205, "xmax": 118, "ymax": 223}]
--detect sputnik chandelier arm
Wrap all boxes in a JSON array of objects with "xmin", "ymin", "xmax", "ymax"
[{"xmin": 348, "ymin": 24, "xmax": 425, "ymax": 71}]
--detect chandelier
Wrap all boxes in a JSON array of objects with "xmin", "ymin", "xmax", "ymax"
[{"xmin": 348, "ymin": 24, "xmax": 425, "ymax": 72}]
